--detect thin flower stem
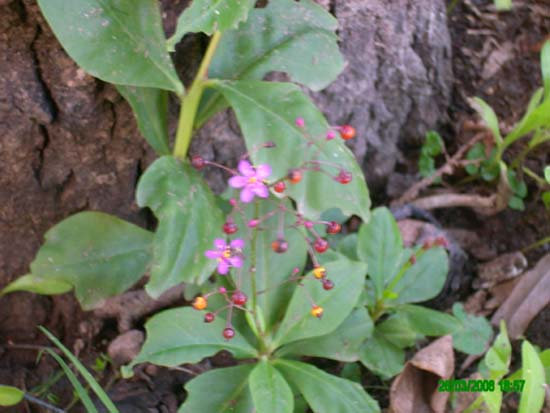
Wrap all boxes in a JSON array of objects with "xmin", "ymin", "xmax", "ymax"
[{"xmin": 24, "ymin": 394, "xmax": 66, "ymax": 413}]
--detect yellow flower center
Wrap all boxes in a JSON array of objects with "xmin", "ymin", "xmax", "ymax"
[
  {"xmin": 222, "ymin": 248, "xmax": 232, "ymax": 259},
  {"xmin": 313, "ymin": 266, "xmax": 326, "ymax": 279},
  {"xmin": 311, "ymin": 305, "xmax": 324, "ymax": 318},
  {"xmin": 248, "ymin": 177, "xmax": 257, "ymax": 184}
]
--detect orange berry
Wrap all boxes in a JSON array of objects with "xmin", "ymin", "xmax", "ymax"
[
  {"xmin": 274, "ymin": 181, "xmax": 286, "ymax": 193},
  {"xmin": 288, "ymin": 169, "xmax": 302, "ymax": 184},
  {"xmin": 311, "ymin": 305, "xmax": 324, "ymax": 318},
  {"xmin": 192, "ymin": 296, "xmax": 207, "ymax": 311},
  {"xmin": 339, "ymin": 125, "xmax": 356, "ymax": 140},
  {"xmin": 313, "ymin": 266, "xmax": 326, "ymax": 279}
]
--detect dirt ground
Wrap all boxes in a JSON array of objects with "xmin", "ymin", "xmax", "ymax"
[{"xmin": 0, "ymin": 0, "xmax": 549, "ymax": 412}]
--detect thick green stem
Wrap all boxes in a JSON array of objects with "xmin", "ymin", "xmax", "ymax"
[{"xmin": 173, "ymin": 31, "xmax": 222, "ymax": 159}]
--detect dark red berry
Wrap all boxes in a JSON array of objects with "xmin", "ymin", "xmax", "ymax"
[
  {"xmin": 336, "ymin": 170, "xmax": 352, "ymax": 184},
  {"xmin": 288, "ymin": 169, "xmax": 302, "ymax": 184},
  {"xmin": 223, "ymin": 221, "xmax": 238, "ymax": 234},
  {"xmin": 191, "ymin": 155, "xmax": 205, "ymax": 170},
  {"xmin": 322, "ymin": 279, "xmax": 334, "ymax": 290},
  {"xmin": 274, "ymin": 181, "xmax": 286, "ymax": 193},
  {"xmin": 339, "ymin": 125, "xmax": 356, "ymax": 140},
  {"xmin": 232, "ymin": 291, "xmax": 248, "ymax": 306},
  {"xmin": 204, "ymin": 312, "xmax": 215, "ymax": 323},
  {"xmin": 271, "ymin": 239, "xmax": 289, "ymax": 253},
  {"xmin": 422, "ymin": 239, "xmax": 433, "ymax": 250},
  {"xmin": 326, "ymin": 221, "xmax": 342, "ymax": 234},
  {"xmin": 223, "ymin": 327, "xmax": 235, "ymax": 340},
  {"xmin": 313, "ymin": 238, "xmax": 329, "ymax": 253}
]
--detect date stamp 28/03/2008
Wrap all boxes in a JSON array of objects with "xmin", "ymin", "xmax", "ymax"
[{"xmin": 438, "ymin": 379, "xmax": 525, "ymax": 393}]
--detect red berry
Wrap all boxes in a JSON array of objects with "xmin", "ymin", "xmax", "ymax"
[
  {"xmin": 232, "ymin": 291, "xmax": 248, "ymax": 306},
  {"xmin": 191, "ymin": 155, "xmax": 205, "ymax": 170},
  {"xmin": 336, "ymin": 170, "xmax": 352, "ymax": 184},
  {"xmin": 271, "ymin": 239, "xmax": 289, "ymax": 253},
  {"xmin": 274, "ymin": 181, "xmax": 286, "ymax": 193},
  {"xmin": 326, "ymin": 221, "xmax": 341, "ymax": 234},
  {"xmin": 422, "ymin": 239, "xmax": 433, "ymax": 250},
  {"xmin": 204, "ymin": 312, "xmax": 215, "ymax": 323},
  {"xmin": 223, "ymin": 221, "xmax": 238, "ymax": 234},
  {"xmin": 322, "ymin": 279, "xmax": 334, "ymax": 290},
  {"xmin": 339, "ymin": 125, "xmax": 356, "ymax": 140},
  {"xmin": 313, "ymin": 238, "xmax": 329, "ymax": 253},
  {"xmin": 222, "ymin": 327, "xmax": 235, "ymax": 340},
  {"xmin": 288, "ymin": 169, "xmax": 302, "ymax": 184}
]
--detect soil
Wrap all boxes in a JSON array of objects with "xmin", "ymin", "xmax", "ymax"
[{"xmin": 0, "ymin": 0, "xmax": 549, "ymax": 412}]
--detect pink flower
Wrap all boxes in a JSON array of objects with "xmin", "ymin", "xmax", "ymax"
[
  {"xmin": 204, "ymin": 238, "xmax": 245, "ymax": 275},
  {"xmin": 228, "ymin": 160, "xmax": 272, "ymax": 203}
]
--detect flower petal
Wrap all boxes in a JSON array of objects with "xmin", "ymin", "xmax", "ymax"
[
  {"xmin": 253, "ymin": 183, "xmax": 269, "ymax": 198},
  {"xmin": 230, "ymin": 256, "xmax": 243, "ymax": 268},
  {"xmin": 230, "ymin": 239, "xmax": 245, "ymax": 249},
  {"xmin": 204, "ymin": 250, "xmax": 220, "ymax": 259},
  {"xmin": 256, "ymin": 164, "xmax": 272, "ymax": 179},
  {"xmin": 218, "ymin": 260, "xmax": 229, "ymax": 275},
  {"xmin": 238, "ymin": 160, "xmax": 255, "ymax": 177},
  {"xmin": 228, "ymin": 176, "xmax": 248, "ymax": 188},
  {"xmin": 214, "ymin": 239, "xmax": 227, "ymax": 250},
  {"xmin": 240, "ymin": 187, "xmax": 255, "ymax": 203}
]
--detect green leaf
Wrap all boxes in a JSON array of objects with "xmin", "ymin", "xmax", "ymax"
[
  {"xmin": 390, "ymin": 247, "xmax": 448, "ymax": 305},
  {"xmin": 508, "ymin": 196, "xmax": 525, "ymax": 211},
  {"xmin": 542, "ymin": 191, "xmax": 550, "ymax": 210},
  {"xmin": 0, "ymin": 385, "xmax": 24, "ymax": 407},
  {"xmin": 423, "ymin": 131, "xmax": 445, "ymax": 157},
  {"xmin": 359, "ymin": 332, "xmax": 405, "ymax": 379},
  {"xmin": 397, "ymin": 304, "xmax": 461, "ymax": 337},
  {"xmin": 470, "ymin": 97, "xmax": 502, "ymax": 144},
  {"xmin": 30, "ymin": 212, "xmax": 152, "ymax": 310},
  {"xmin": 418, "ymin": 153, "xmax": 436, "ymax": 179},
  {"xmin": 465, "ymin": 142, "xmax": 486, "ymax": 175},
  {"xmin": 376, "ymin": 314, "xmax": 421, "ymax": 348},
  {"xmin": 273, "ymin": 259, "xmax": 367, "ymax": 347},
  {"xmin": 179, "ymin": 364, "xmax": 255, "ymax": 413},
  {"xmin": 451, "ymin": 303, "xmax": 493, "ymax": 355},
  {"xmin": 357, "ymin": 207, "xmax": 403, "ymax": 299},
  {"xmin": 275, "ymin": 360, "xmax": 380, "ymax": 413},
  {"xmin": 233, "ymin": 199, "xmax": 307, "ymax": 329},
  {"xmin": 212, "ymin": 80, "xmax": 370, "ymax": 221},
  {"xmin": 124, "ymin": 307, "xmax": 256, "ymax": 375},
  {"xmin": 494, "ymin": 0, "xmax": 512, "ymax": 11},
  {"xmin": 542, "ymin": 41, "xmax": 550, "ymax": 101},
  {"xmin": 335, "ymin": 233, "xmax": 359, "ymax": 261},
  {"xmin": 484, "ymin": 321, "xmax": 511, "ymax": 379},
  {"xmin": 277, "ymin": 308, "xmax": 373, "ymax": 362},
  {"xmin": 544, "ymin": 166, "xmax": 550, "ymax": 184},
  {"xmin": 340, "ymin": 363, "xmax": 362, "ymax": 383},
  {"xmin": 198, "ymin": 0, "xmax": 345, "ymax": 126},
  {"xmin": 1, "ymin": 274, "xmax": 72, "ymax": 296},
  {"xmin": 249, "ymin": 362, "xmax": 294, "ymax": 413},
  {"xmin": 40, "ymin": 327, "xmax": 118, "ymax": 412},
  {"xmin": 167, "ymin": 0, "xmax": 254, "ymax": 51},
  {"xmin": 36, "ymin": 0, "xmax": 183, "ymax": 94},
  {"xmin": 136, "ymin": 156, "xmax": 224, "ymax": 295},
  {"xmin": 504, "ymin": 98, "xmax": 550, "ymax": 146},
  {"xmin": 115, "ymin": 86, "xmax": 170, "ymax": 155},
  {"xmin": 519, "ymin": 340, "xmax": 546, "ymax": 413},
  {"xmin": 507, "ymin": 169, "xmax": 527, "ymax": 198}
]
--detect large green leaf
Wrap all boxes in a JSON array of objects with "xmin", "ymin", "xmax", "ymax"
[
  {"xmin": 389, "ymin": 247, "xmax": 448, "ymax": 305},
  {"xmin": 212, "ymin": 80, "xmax": 370, "ymax": 221},
  {"xmin": 167, "ymin": 0, "xmax": 255, "ymax": 51},
  {"xmin": 28, "ymin": 212, "xmax": 152, "ymax": 309},
  {"xmin": 451, "ymin": 303, "xmax": 493, "ymax": 355},
  {"xmin": 1, "ymin": 274, "xmax": 72, "ymax": 296},
  {"xmin": 471, "ymin": 97, "xmax": 502, "ymax": 144},
  {"xmin": 277, "ymin": 308, "xmax": 373, "ymax": 362},
  {"xmin": 541, "ymin": 41, "xmax": 550, "ymax": 101},
  {"xmin": 37, "ymin": 0, "xmax": 182, "ymax": 94},
  {"xmin": 116, "ymin": 86, "xmax": 170, "ymax": 155},
  {"xmin": 375, "ymin": 314, "xmax": 421, "ymax": 349},
  {"xmin": 136, "ymin": 156, "xmax": 224, "ymax": 296},
  {"xmin": 359, "ymin": 332, "xmax": 405, "ymax": 379},
  {"xmin": 519, "ymin": 340, "xmax": 546, "ymax": 413},
  {"xmin": 484, "ymin": 321, "xmax": 511, "ymax": 379},
  {"xmin": 196, "ymin": 0, "xmax": 344, "ymax": 126},
  {"xmin": 397, "ymin": 304, "xmax": 461, "ymax": 337},
  {"xmin": 179, "ymin": 364, "xmax": 255, "ymax": 413},
  {"xmin": 249, "ymin": 361, "xmax": 294, "ymax": 413},
  {"xmin": 276, "ymin": 360, "xmax": 380, "ymax": 413},
  {"xmin": 357, "ymin": 207, "xmax": 403, "ymax": 298},
  {"xmin": 273, "ymin": 259, "xmax": 367, "ymax": 347},
  {"xmin": 0, "ymin": 386, "xmax": 23, "ymax": 407},
  {"xmin": 232, "ymin": 199, "xmax": 307, "ymax": 329},
  {"xmin": 124, "ymin": 307, "xmax": 256, "ymax": 375}
]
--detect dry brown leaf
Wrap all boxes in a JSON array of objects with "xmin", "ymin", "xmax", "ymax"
[
  {"xmin": 389, "ymin": 336, "xmax": 454, "ymax": 413},
  {"xmin": 492, "ymin": 253, "xmax": 550, "ymax": 339}
]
